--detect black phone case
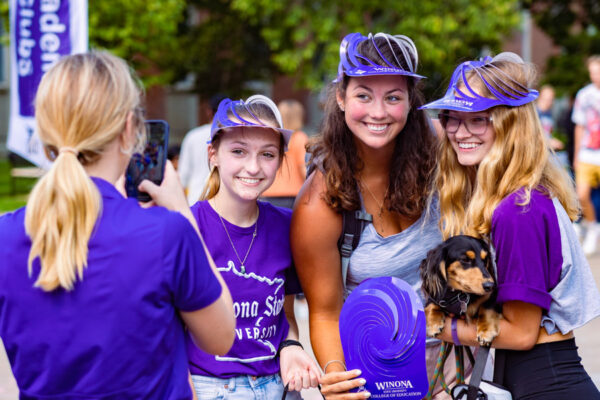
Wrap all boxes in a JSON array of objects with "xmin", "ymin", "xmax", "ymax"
[{"xmin": 125, "ymin": 120, "xmax": 170, "ymax": 202}]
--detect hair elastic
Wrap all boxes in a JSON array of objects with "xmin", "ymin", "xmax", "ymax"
[{"xmin": 59, "ymin": 147, "xmax": 79, "ymax": 156}]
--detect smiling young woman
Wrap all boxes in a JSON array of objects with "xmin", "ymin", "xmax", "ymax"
[
  {"xmin": 440, "ymin": 111, "xmax": 495, "ymax": 167},
  {"xmin": 290, "ymin": 32, "xmax": 447, "ymax": 399},
  {"xmin": 422, "ymin": 53, "xmax": 600, "ymax": 400},
  {"xmin": 187, "ymin": 95, "xmax": 320, "ymax": 399}
]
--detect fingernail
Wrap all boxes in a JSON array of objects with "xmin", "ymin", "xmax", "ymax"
[
  {"xmin": 359, "ymin": 378, "xmax": 366, "ymax": 385},
  {"xmin": 364, "ymin": 392, "xmax": 371, "ymax": 398},
  {"xmin": 353, "ymin": 369, "xmax": 362, "ymax": 375}
]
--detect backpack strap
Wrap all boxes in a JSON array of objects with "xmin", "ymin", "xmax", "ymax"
[
  {"xmin": 466, "ymin": 346, "xmax": 490, "ymax": 400},
  {"xmin": 337, "ymin": 209, "xmax": 373, "ymax": 290}
]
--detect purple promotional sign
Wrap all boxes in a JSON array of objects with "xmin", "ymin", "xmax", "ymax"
[
  {"xmin": 16, "ymin": 1, "xmax": 71, "ymax": 117},
  {"xmin": 8, "ymin": 0, "xmax": 87, "ymax": 167},
  {"xmin": 339, "ymin": 277, "xmax": 428, "ymax": 399}
]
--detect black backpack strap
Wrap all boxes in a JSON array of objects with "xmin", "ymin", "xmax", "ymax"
[
  {"xmin": 337, "ymin": 209, "xmax": 373, "ymax": 290},
  {"xmin": 467, "ymin": 346, "xmax": 490, "ymax": 400}
]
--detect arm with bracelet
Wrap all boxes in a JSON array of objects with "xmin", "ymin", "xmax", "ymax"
[
  {"xmin": 278, "ymin": 294, "xmax": 321, "ymax": 392},
  {"xmin": 291, "ymin": 172, "xmax": 366, "ymax": 399}
]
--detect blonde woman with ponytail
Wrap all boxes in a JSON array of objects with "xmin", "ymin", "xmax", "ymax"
[
  {"xmin": 0, "ymin": 52, "xmax": 234, "ymax": 399},
  {"xmin": 421, "ymin": 53, "xmax": 600, "ymax": 399}
]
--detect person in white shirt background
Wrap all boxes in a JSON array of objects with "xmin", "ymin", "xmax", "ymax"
[{"xmin": 179, "ymin": 94, "xmax": 226, "ymax": 205}]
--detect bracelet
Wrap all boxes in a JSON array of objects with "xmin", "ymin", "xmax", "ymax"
[
  {"xmin": 276, "ymin": 339, "xmax": 303, "ymax": 359},
  {"xmin": 451, "ymin": 317, "xmax": 461, "ymax": 346},
  {"xmin": 323, "ymin": 359, "xmax": 347, "ymax": 374}
]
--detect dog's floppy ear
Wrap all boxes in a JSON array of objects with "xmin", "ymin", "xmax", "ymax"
[
  {"xmin": 419, "ymin": 243, "xmax": 445, "ymax": 299},
  {"xmin": 477, "ymin": 238, "xmax": 495, "ymax": 282}
]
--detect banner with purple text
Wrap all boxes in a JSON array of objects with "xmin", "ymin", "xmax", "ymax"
[{"xmin": 7, "ymin": 0, "xmax": 88, "ymax": 168}]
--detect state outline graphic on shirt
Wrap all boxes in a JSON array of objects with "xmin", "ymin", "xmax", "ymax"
[{"xmin": 215, "ymin": 260, "xmax": 286, "ymax": 363}]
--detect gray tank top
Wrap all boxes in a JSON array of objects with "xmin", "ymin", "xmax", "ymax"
[{"xmin": 345, "ymin": 200, "xmax": 443, "ymax": 304}]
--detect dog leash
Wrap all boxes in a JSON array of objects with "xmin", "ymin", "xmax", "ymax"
[{"xmin": 425, "ymin": 342, "xmax": 474, "ymax": 399}]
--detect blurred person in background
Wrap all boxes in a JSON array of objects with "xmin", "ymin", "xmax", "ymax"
[
  {"xmin": 179, "ymin": 94, "xmax": 226, "ymax": 205},
  {"xmin": 262, "ymin": 99, "xmax": 309, "ymax": 209},
  {"xmin": 168, "ymin": 144, "xmax": 181, "ymax": 171},
  {"xmin": 572, "ymin": 55, "xmax": 600, "ymax": 254},
  {"xmin": 536, "ymin": 85, "xmax": 565, "ymax": 152}
]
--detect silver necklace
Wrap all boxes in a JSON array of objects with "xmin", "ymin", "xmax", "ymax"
[
  {"xmin": 216, "ymin": 205, "xmax": 259, "ymax": 274},
  {"xmin": 360, "ymin": 179, "xmax": 388, "ymax": 233}
]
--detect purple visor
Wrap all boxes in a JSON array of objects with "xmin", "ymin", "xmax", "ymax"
[
  {"xmin": 210, "ymin": 95, "xmax": 293, "ymax": 149},
  {"xmin": 420, "ymin": 53, "xmax": 539, "ymax": 112},
  {"xmin": 334, "ymin": 32, "xmax": 425, "ymax": 82}
]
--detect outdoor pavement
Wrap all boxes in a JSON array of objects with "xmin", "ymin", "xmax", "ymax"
[{"xmin": 0, "ymin": 254, "xmax": 599, "ymax": 399}]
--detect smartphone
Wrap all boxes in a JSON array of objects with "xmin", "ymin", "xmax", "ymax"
[{"xmin": 125, "ymin": 119, "xmax": 170, "ymax": 202}]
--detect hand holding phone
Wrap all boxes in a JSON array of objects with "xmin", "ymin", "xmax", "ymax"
[{"xmin": 125, "ymin": 120, "xmax": 170, "ymax": 202}]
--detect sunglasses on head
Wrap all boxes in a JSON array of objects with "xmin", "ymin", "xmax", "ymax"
[{"xmin": 438, "ymin": 113, "xmax": 493, "ymax": 135}]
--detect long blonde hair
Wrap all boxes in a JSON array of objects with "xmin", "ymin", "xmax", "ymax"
[
  {"xmin": 435, "ymin": 60, "xmax": 579, "ymax": 239},
  {"xmin": 26, "ymin": 52, "xmax": 143, "ymax": 291}
]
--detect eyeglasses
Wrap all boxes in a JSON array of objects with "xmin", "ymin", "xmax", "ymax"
[{"xmin": 438, "ymin": 113, "xmax": 493, "ymax": 135}]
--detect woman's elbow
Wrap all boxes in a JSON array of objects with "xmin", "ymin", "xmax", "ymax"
[
  {"xmin": 195, "ymin": 314, "xmax": 236, "ymax": 356},
  {"xmin": 504, "ymin": 330, "xmax": 538, "ymax": 351},
  {"xmin": 213, "ymin": 320, "xmax": 236, "ymax": 356}
]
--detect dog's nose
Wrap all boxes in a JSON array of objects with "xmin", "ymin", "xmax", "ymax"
[{"xmin": 483, "ymin": 281, "xmax": 494, "ymax": 292}]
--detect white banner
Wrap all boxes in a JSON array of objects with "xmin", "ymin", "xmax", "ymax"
[{"xmin": 7, "ymin": 0, "xmax": 88, "ymax": 168}]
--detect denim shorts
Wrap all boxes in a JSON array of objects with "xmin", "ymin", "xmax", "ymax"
[{"xmin": 191, "ymin": 373, "xmax": 303, "ymax": 400}]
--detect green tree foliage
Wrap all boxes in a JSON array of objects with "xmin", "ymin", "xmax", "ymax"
[
  {"xmin": 175, "ymin": 0, "xmax": 276, "ymax": 98},
  {"xmin": 0, "ymin": 0, "xmax": 187, "ymax": 86},
  {"xmin": 525, "ymin": 0, "xmax": 600, "ymax": 96},
  {"xmin": 1, "ymin": 0, "xmax": 521, "ymax": 97},
  {"xmin": 230, "ymin": 0, "xmax": 521, "ymax": 95},
  {"xmin": 89, "ymin": 0, "xmax": 187, "ymax": 87}
]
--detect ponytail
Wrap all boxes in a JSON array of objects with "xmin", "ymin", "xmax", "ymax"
[
  {"xmin": 25, "ymin": 151, "xmax": 101, "ymax": 291},
  {"xmin": 200, "ymin": 166, "xmax": 221, "ymax": 201},
  {"xmin": 26, "ymin": 51, "xmax": 143, "ymax": 292}
]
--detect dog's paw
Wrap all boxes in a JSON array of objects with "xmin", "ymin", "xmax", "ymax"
[
  {"xmin": 425, "ymin": 303, "xmax": 445, "ymax": 337},
  {"xmin": 476, "ymin": 308, "xmax": 501, "ymax": 346}
]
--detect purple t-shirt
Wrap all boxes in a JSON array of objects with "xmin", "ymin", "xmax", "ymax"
[
  {"xmin": 491, "ymin": 188, "xmax": 563, "ymax": 310},
  {"xmin": 0, "ymin": 177, "xmax": 221, "ymax": 399},
  {"xmin": 187, "ymin": 200, "xmax": 301, "ymax": 378}
]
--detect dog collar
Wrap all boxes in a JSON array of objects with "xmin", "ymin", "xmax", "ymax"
[{"xmin": 432, "ymin": 288, "xmax": 471, "ymax": 316}]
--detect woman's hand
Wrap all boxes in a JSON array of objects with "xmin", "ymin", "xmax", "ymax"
[
  {"xmin": 319, "ymin": 369, "xmax": 370, "ymax": 399},
  {"xmin": 138, "ymin": 161, "xmax": 189, "ymax": 213},
  {"xmin": 279, "ymin": 346, "xmax": 320, "ymax": 392}
]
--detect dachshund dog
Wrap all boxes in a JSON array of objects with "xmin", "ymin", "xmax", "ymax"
[{"xmin": 419, "ymin": 235, "xmax": 502, "ymax": 346}]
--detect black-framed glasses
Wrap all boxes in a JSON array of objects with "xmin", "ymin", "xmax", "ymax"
[{"xmin": 438, "ymin": 113, "xmax": 493, "ymax": 135}]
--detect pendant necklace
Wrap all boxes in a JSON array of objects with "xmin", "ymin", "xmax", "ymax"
[
  {"xmin": 215, "ymin": 201, "xmax": 259, "ymax": 274},
  {"xmin": 360, "ymin": 180, "xmax": 388, "ymax": 233}
]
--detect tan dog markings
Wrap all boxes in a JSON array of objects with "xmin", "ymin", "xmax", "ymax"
[
  {"xmin": 447, "ymin": 261, "xmax": 494, "ymax": 295},
  {"xmin": 466, "ymin": 293, "xmax": 491, "ymax": 320},
  {"xmin": 476, "ymin": 307, "xmax": 502, "ymax": 346},
  {"xmin": 439, "ymin": 260, "xmax": 446, "ymax": 283},
  {"xmin": 480, "ymin": 250, "xmax": 488, "ymax": 260},
  {"xmin": 465, "ymin": 250, "xmax": 476, "ymax": 259},
  {"xmin": 425, "ymin": 303, "xmax": 446, "ymax": 338}
]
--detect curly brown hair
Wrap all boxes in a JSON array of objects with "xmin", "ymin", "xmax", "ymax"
[{"xmin": 308, "ymin": 37, "xmax": 438, "ymax": 218}]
